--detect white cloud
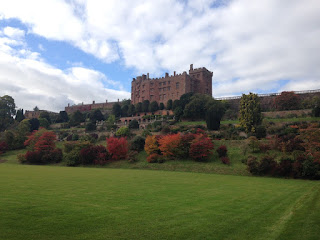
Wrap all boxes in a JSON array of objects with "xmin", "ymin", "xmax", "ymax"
[
  {"xmin": 0, "ymin": 31, "xmax": 130, "ymax": 112},
  {"xmin": 0, "ymin": 0, "xmax": 320, "ymax": 99},
  {"xmin": 3, "ymin": 26, "xmax": 25, "ymax": 39}
]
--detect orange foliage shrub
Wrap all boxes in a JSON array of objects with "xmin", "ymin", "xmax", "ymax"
[
  {"xmin": 106, "ymin": 137, "xmax": 128, "ymax": 160},
  {"xmin": 158, "ymin": 133, "xmax": 183, "ymax": 159},
  {"xmin": 144, "ymin": 135, "xmax": 160, "ymax": 155}
]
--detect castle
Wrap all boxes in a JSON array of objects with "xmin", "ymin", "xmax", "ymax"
[{"xmin": 131, "ymin": 64, "xmax": 213, "ymax": 105}]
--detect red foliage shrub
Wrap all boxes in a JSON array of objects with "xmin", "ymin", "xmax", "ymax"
[
  {"xmin": 276, "ymin": 158, "xmax": 293, "ymax": 177},
  {"xmin": 180, "ymin": 133, "xmax": 196, "ymax": 158},
  {"xmin": 189, "ymin": 134, "xmax": 214, "ymax": 162},
  {"xmin": 42, "ymin": 148, "xmax": 63, "ymax": 163},
  {"xmin": 34, "ymin": 131, "xmax": 56, "ymax": 152},
  {"xmin": 221, "ymin": 156, "xmax": 230, "ymax": 165},
  {"xmin": 24, "ymin": 151, "xmax": 42, "ymax": 164},
  {"xmin": 147, "ymin": 153, "xmax": 161, "ymax": 163},
  {"xmin": 258, "ymin": 155, "xmax": 277, "ymax": 175},
  {"xmin": 107, "ymin": 137, "xmax": 128, "ymax": 160},
  {"xmin": 216, "ymin": 145, "xmax": 228, "ymax": 157},
  {"xmin": 158, "ymin": 133, "xmax": 182, "ymax": 159},
  {"xmin": 247, "ymin": 156, "xmax": 259, "ymax": 175},
  {"xmin": 80, "ymin": 145, "xmax": 108, "ymax": 165},
  {"xmin": 259, "ymin": 142, "xmax": 271, "ymax": 152},
  {"xmin": 274, "ymin": 91, "xmax": 300, "ymax": 110},
  {"xmin": 0, "ymin": 141, "xmax": 8, "ymax": 154}
]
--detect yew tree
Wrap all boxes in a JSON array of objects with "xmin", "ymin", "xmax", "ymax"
[{"xmin": 239, "ymin": 93, "xmax": 262, "ymax": 133}]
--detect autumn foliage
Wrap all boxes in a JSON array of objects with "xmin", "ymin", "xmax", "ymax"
[
  {"xmin": 144, "ymin": 135, "xmax": 160, "ymax": 155},
  {"xmin": 189, "ymin": 134, "xmax": 214, "ymax": 161},
  {"xmin": 158, "ymin": 133, "xmax": 183, "ymax": 159},
  {"xmin": 107, "ymin": 137, "xmax": 128, "ymax": 160}
]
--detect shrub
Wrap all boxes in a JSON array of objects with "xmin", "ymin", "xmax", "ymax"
[
  {"xmin": 158, "ymin": 134, "xmax": 183, "ymax": 159},
  {"xmin": 246, "ymin": 156, "xmax": 259, "ymax": 175},
  {"xmin": 107, "ymin": 137, "xmax": 128, "ymax": 160},
  {"xmin": 130, "ymin": 136, "xmax": 145, "ymax": 152},
  {"xmin": 221, "ymin": 156, "xmax": 230, "ymax": 165},
  {"xmin": 189, "ymin": 134, "xmax": 214, "ymax": 162},
  {"xmin": 24, "ymin": 151, "xmax": 42, "ymax": 164},
  {"xmin": 180, "ymin": 133, "xmax": 196, "ymax": 158},
  {"xmin": 128, "ymin": 151, "xmax": 138, "ymax": 163},
  {"xmin": 65, "ymin": 150, "xmax": 81, "ymax": 166},
  {"xmin": 141, "ymin": 129, "xmax": 152, "ymax": 137},
  {"xmin": 0, "ymin": 141, "xmax": 8, "ymax": 154},
  {"xmin": 161, "ymin": 125, "xmax": 171, "ymax": 134},
  {"xmin": 258, "ymin": 155, "xmax": 277, "ymax": 175},
  {"xmin": 144, "ymin": 135, "xmax": 160, "ymax": 155},
  {"xmin": 259, "ymin": 142, "xmax": 271, "ymax": 152},
  {"xmin": 116, "ymin": 126, "xmax": 130, "ymax": 137},
  {"xmin": 42, "ymin": 148, "xmax": 63, "ymax": 163},
  {"xmin": 129, "ymin": 120, "xmax": 139, "ymax": 129},
  {"xmin": 276, "ymin": 157, "xmax": 293, "ymax": 177},
  {"xmin": 247, "ymin": 136, "xmax": 259, "ymax": 153},
  {"xmin": 80, "ymin": 145, "xmax": 108, "ymax": 165},
  {"xmin": 216, "ymin": 145, "xmax": 228, "ymax": 158},
  {"xmin": 85, "ymin": 122, "xmax": 96, "ymax": 131},
  {"xmin": 255, "ymin": 125, "xmax": 266, "ymax": 139},
  {"xmin": 147, "ymin": 153, "xmax": 161, "ymax": 163},
  {"xmin": 72, "ymin": 134, "xmax": 79, "ymax": 141}
]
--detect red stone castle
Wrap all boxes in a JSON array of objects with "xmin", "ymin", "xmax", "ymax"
[{"xmin": 131, "ymin": 64, "xmax": 213, "ymax": 105}]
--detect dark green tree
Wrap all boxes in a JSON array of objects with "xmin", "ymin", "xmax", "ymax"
[
  {"xmin": 39, "ymin": 111, "xmax": 51, "ymax": 124},
  {"xmin": 173, "ymin": 100, "xmax": 181, "ymax": 110},
  {"xmin": 149, "ymin": 101, "xmax": 159, "ymax": 112},
  {"xmin": 239, "ymin": 93, "xmax": 262, "ymax": 133},
  {"xmin": 56, "ymin": 111, "xmax": 69, "ymax": 123},
  {"xmin": 183, "ymin": 94, "xmax": 210, "ymax": 120},
  {"xmin": 205, "ymin": 100, "xmax": 225, "ymax": 130},
  {"xmin": 112, "ymin": 103, "xmax": 122, "ymax": 117},
  {"xmin": 128, "ymin": 104, "xmax": 136, "ymax": 116},
  {"xmin": 121, "ymin": 105, "xmax": 129, "ymax": 117},
  {"xmin": 0, "ymin": 95, "xmax": 16, "ymax": 131},
  {"xmin": 159, "ymin": 103, "xmax": 164, "ymax": 110},
  {"xmin": 69, "ymin": 110, "xmax": 85, "ymax": 127},
  {"xmin": 166, "ymin": 99, "xmax": 173, "ymax": 110},
  {"xmin": 33, "ymin": 106, "xmax": 39, "ymax": 111},
  {"xmin": 135, "ymin": 102, "xmax": 142, "ymax": 113},
  {"xmin": 39, "ymin": 118, "xmax": 50, "ymax": 129},
  {"xmin": 129, "ymin": 119, "xmax": 139, "ymax": 129},
  {"xmin": 15, "ymin": 109, "xmax": 25, "ymax": 122},
  {"xmin": 142, "ymin": 100, "xmax": 150, "ymax": 112},
  {"xmin": 29, "ymin": 118, "xmax": 40, "ymax": 131},
  {"xmin": 174, "ymin": 106, "xmax": 183, "ymax": 121},
  {"xmin": 85, "ymin": 122, "xmax": 96, "ymax": 131},
  {"xmin": 179, "ymin": 92, "xmax": 194, "ymax": 110},
  {"xmin": 89, "ymin": 109, "xmax": 104, "ymax": 122}
]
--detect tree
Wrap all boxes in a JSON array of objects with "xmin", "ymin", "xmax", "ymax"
[
  {"xmin": 183, "ymin": 94, "xmax": 211, "ymax": 120},
  {"xmin": 239, "ymin": 93, "xmax": 262, "ymax": 133},
  {"xmin": 89, "ymin": 109, "xmax": 104, "ymax": 123},
  {"xmin": 15, "ymin": 109, "xmax": 25, "ymax": 122},
  {"xmin": 135, "ymin": 102, "xmax": 142, "ymax": 113},
  {"xmin": 106, "ymin": 137, "xmax": 128, "ymax": 160},
  {"xmin": 29, "ymin": 118, "xmax": 40, "ymax": 131},
  {"xmin": 174, "ymin": 106, "xmax": 183, "ymax": 121},
  {"xmin": 206, "ymin": 100, "xmax": 225, "ymax": 130},
  {"xmin": 179, "ymin": 92, "xmax": 194, "ymax": 110},
  {"xmin": 127, "ymin": 104, "xmax": 136, "ymax": 116},
  {"xmin": 39, "ymin": 111, "xmax": 51, "ymax": 124},
  {"xmin": 121, "ymin": 105, "xmax": 129, "ymax": 117},
  {"xmin": 142, "ymin": 100, "xmax": 150, "ymax": 112},
  {"xmin": 0, "ymin": 95, "xmax": 16, "ymax": 131},
  {"xmin": 159, "ymin": 103, "xmax": 164, "ymax": 110},
  {"xmin": 129, "ymin": 119, "xmax": 139, "ymax": 129},
  {"xmin": 274, "ymin": 91, "xmax": 301, "ymax": 110},
  {"xmin": 85, "ymin": 122, "xmax": 96, "ymax": 131},
  {"xmin": 112, "ymin": 103, "xmax": 122, "ymax": 117},
  {"xmin": 69, "ymin": 110, "xmax": 85, "ymax": 127},
  {"xmin": 173, "ymin": 100, "xmax": 181, "ymax": 110},
  {"xmin": 166, "ymin": 99, "xmax": 173, "ymax": 110},
  {"xmin": 56, "ymin": 111, "xmax": 69, "ymax": 123},
  {"xmin": 39, "ymin": 118, "xmax": 50, "ymax": 129},
  {"xmin": 33, "ymin": 106, "xmax": 39, "ymax": 111},
  {"xmin": 149, "ymin": 101, "xmax": 159, "ymax": 112}
]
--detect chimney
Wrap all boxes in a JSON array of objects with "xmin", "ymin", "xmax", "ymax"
[
  {"xmin": 165, "ymin": 73, "xmax": 169, "ymax": 77},
  {"xmin": 118, "ymin": 99, "xmax": 119, "ymax": 102},
  {"xmin": 147, "ymin": 73, "xmax": 149, "ymax": 79},
  {"xmin": 106, "ymin": 100, "xmax": 108, "ymax": 103},
  {"xmin": 93, "ymin": 100, "xmax": 95, "ymax": 104},
  {"xmin": 174, "ymin": 71, "xmax": 176, "ymax": 76},
  {"xmin": 68, "ymin": 103, "xmax": 70, "ymax": 107},
  {"xmin": 82, "ymin": 102, "xmax": 84, "ymax": 105},
  {"xmin": 190, "ymin": 64, "xmax": 193, "ymax": 71}
]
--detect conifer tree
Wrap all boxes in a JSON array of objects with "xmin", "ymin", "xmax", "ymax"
[{"xmin": 239, "ymin": 93, "xmax": 262, "ymax": 133}]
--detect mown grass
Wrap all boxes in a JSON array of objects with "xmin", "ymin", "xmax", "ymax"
[{"xmin": 0, "ymin": 164, "xmax": 319, "ymax": 240}]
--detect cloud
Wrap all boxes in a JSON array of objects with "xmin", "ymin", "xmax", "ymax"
[
  {"xmin": 0, "ymin": 0, "xmax": 319, "ymax": 99},
  {"xmin": 0, "ymin": 31, "xmax": 130, "ymax": 112}
]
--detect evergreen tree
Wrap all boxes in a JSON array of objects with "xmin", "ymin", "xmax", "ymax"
[
  {"xmin": 149, "ymin": 101, "xmax": 159, "ymax": 112},
  {"xmin": 205, "ymin": 100, "xmax": 225, "ymax": 130},
  {"xmin": 135, "ymin": 102, "xmax": 142, "ymax": 113},
  {"xmin": 159, "ymin": 103, "xmax": 164, "ymax": 110},
  {"xmin": 121, "ymin": 105, "xmax": 129, "ymax": 117},
  {"xmin": 239, "ymin": 93, "xmax": 262, "ymax": 133},
  {"xmin": 112, "ymin": 103, "xmax": 122, "ymax": 117},
  {"xmin": 166, "ymin": 99, "xmax": 173, "ymax": 110},
  {"xmin": 0, "ymin": 95, "xmax": 16, "ymax": 131},
  {"xmin": 142, "ymin": 100, "xmax": 150, "ymax": 112},
  {"xmin": 39, "ymin": 111, "xmax": 51, "ymax": 124},
  {"xmin": 15, "ymin": 109, "xmax": 25, "ymax": 122},
  {"xmin": 128, "ymin": 104, "xmax": 136, "ymax": 116}
]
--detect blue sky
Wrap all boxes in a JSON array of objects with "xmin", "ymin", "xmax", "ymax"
[{"xmin": 0, "ymin": 0, "xmax": 319, "ymax": 112}]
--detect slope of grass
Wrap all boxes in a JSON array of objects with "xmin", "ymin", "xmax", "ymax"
[{"xmin": 0, "ymin": 164, "xmax": 319, "ymax": 240}]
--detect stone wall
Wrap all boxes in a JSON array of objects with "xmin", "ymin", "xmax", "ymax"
[{"xmin": 65, "ymin": 100, "xmax": 120, "ymax": 114}]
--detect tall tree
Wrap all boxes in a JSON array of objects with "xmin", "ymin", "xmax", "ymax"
[
  {"xmin": 56, "ymin": 111, "xmax": 69, "ymax": 123},
  {"xmin": 159, "ymin": 103, "xmax": 164, "ymax": 110},
  {"xmin": 89, "ymin": 109, "xmax": 104, "ymax": 122},
  {"xmin": 121, "ymin": 105, "xmax": 129, "ymax": 117},
  {"xmin": 29, "ymin": 118, "xmax": 40, "ymax": 131},
  {"xmin": 127, "ymin": 104, "xmax": 136, "ymax": 116},
  {"xmin": 69, "ymin": 110, "xmax": 85, "ymax": 126},
  {"xmin": 142, "ymin": 100, "xmax": 150, "ymax": 113},
  {"xmin": 183, "ymin": 94, "xmax": 210, "ymax": 120},
  {"xmin": 239, "ymin": 93, "xmax": 262, "ymax": 133},
  {"xmin": 166, "ymin": 99, "xmax": 173, "ymax": 110},
  {"xmin": 15, "ymin": 109, "xmax": 25, "ymax": 122},
  {"xmin": 112, "ymin": 103, "xmax": 122, "ymax": 117},
  {"xmin": 33, "ymin": 106, "xmax": 39, "ymax": 111},
  {"xmin": 0, "ymin": 95, "xmax": 16, "ymax": 131},
  {"xmin": 39, "ymin": 111, "xmax": 51, "ymax": 124},
  {"xmin": 172, "ymin": 100, "xmax": 181, "ymax": 110},
  {"xmin": 135, "ymin": 102, "xmax": 142, "ymax": 113},
  {"xmin": 149, "ymin": 101, "xmax": 159, "ymax": 112},
  {"xmin": 205, "ymin": 100, "xmax": 225, "ymax": 130}
]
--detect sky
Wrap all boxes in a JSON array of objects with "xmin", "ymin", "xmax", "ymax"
[{"xmin": 0, "ymin": 0, "xmax": 319, "ymax": 112}]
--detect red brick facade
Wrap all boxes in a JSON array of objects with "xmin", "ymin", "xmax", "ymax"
[
  {"xmin": 65, "ymin": 100, "xmax": 120, "ymax": 114},
  {"xmin": 131, "ymin": 64, "xmax": 213, "ymax": 105}
]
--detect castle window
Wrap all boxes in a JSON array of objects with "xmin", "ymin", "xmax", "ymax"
[
  {"xmin": 151, "ymin": 88, "xmax": 154, "ymax": 92},
  {"xmin": 164, "ymin": 94, "xmax": 166, "ymax": 99},
  {"xmin": 163, "ymin": 82, "xmax": 166, "ymax": 86},
  {"xmin": 168, "ymin": 81, "xmax": 170, "ymax": 85},
  {"xmin": 142, "ymin": 97, "xmax": 145, "ymax": 101},
  {"xmin": 176, "ymin": 82, "xmax": 180, "ymax": 89},
  {"xmin": 176, "ymin": 92, "xmax": 179, "ymax": 97},
  {"xmin": 142, "ymin": 85, "xmax": 145, "ymax": 88},
  {"xmin": 159, "ymin": 88, "xmax": 162, "ymax": 92},
  {"xmin": 150, "ymin": 95, "xmax": 154, "ymax": 100},
  {"xmin": 142, "ymin": 90, "xmax": 145, "ymax": 94},
  {"xmin": 163, "ymin": 88, "xmax": 166, "ymax": 92},
  {"xmin": 168, "ymin": 86, "xmax": 171, "ymax": 91},
  {"xmin": 159, "ymin": 82, "xmax": 162, "ymax": 86},
  {"xmin": 150, "ymin": 82, "xmax": 154, "ymax": 87}
]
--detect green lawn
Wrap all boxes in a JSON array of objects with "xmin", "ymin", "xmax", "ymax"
[{"xmin": 0, "ymin": 164, "xmax": 319, "ymax": 240}]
